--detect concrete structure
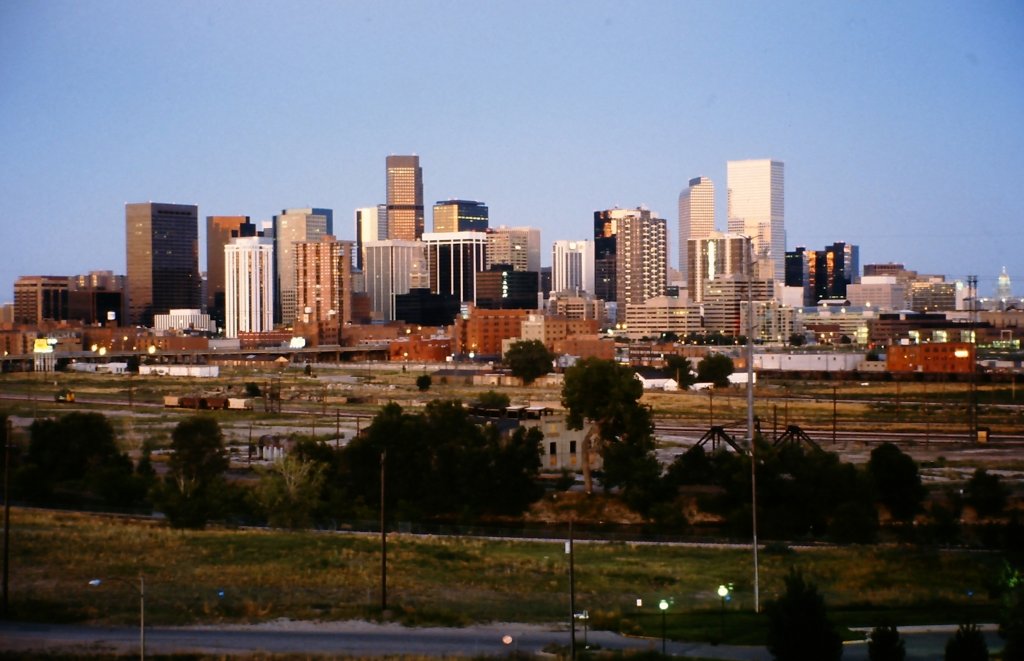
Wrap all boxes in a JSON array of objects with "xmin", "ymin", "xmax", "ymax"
[
  {"xmin": 224, "ymin": 236, "xmax": 274, "ymax": 338},
  {"xmin": 486, "ymin": 226, "xmax": 541, "ymax": 273},
  {"xmin": 909, "ymin": 279, "xmax": 957, "ymax": 312},
  {"xmin": 453, "ymin": 305, "xmax": 528, "ymax": 358},
  {"xmin": 14, "ymin": 276, "xmax": 69, "ymax": 325},
  {"xmin": 518, "ymin": 313, "xmax": 600, "ymax": 351},
  {"xmin": 153, "ymin": 309, "xmax": 216, "ymax": 334},
  {"xmin": 754, "ymin": 352, "xmax": 867, "ymax": 372},
  {"xmin": 422, "ymin": 231, "xmax": 489, "ymax": 304},
  {"xmin": 206, "ymin": 215, "xmax": 257, "ymax": 326},
  {"xmin": 354, "ymin": 205, "xmax": 387, "ymax": 270},
  {"xmin": 614, "ymin": 208, "xmax": 667, "ymax": 320},
  {"xmin": 727, "ymin": 159, "xmax": 785, "ymax": 281},
  {"xmin": 125, "ymin": 202, "xmax": 201, "ymax": 326},
  {"xmin": 294, "ymin": 236, "xmax": 355, "ymax": 342},
  {"xmin": 687, "ymin": 232, "xmax": 749, "ymax": 303},
  {"xmin": 432, "ymin": 199, "xmax": 488, "ymax": 233},
  {"xmin": 547, "ymin": 292, "xmax": 606, "ymax": 324},
  {"xmin": 887, "ymin": 342, "xmax": 975, "ymax": 374},
  {"xmin": 846, "ymin": 275, "xmax": 908, "ymax": 311},
  {"xmin": 678, "ymin": 176, "xmax": 715, "ymax": 287},
  {"xmin": 363, "ymin": 240, "xmax": 427, "ymax": 321},
  {"xmin": 68, "ymin": 270, "xmax": 126, "ymax": 326},
  {"xmin": 551, "ymin": 239, "xmax": 595, "ymax": 296},
  {"xmin": 272, "ymin": 208, "xmax": 331, "ymax": 325},
  {"xmin": 475, "ymin": 268, "xmax": 540, "ymax": 310},
  {"xmin": 623, "ymin": 296, "xmax": 696, "ymax": 339},
  {"xmin": 386, "ymin": 155, "xmax": 424, "ymax": 240}
]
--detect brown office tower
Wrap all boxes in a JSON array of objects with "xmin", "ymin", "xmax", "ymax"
[
  {"xmin": 125, "ymin": 202, "xmax": 201, "ymax": 326},
  {"xmin": 386, "ymin": 155, "xmax": 424, "ymax": 240},
  {"xmin": 294, "ymin": 236, "xmax": 355, "ymax": 345}
]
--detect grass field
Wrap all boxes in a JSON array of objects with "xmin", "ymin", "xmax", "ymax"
[{"xmin": 7, "ymin": 508, "xmax": 1008, "ymax": 645}]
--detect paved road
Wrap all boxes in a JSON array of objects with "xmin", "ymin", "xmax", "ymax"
[{"xmin": 0, "ymin": 619, "xmax": 770, "ymax": 659}]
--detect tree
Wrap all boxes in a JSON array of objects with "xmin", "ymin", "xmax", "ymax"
[
  {"xmin": 562, "ymin": 357, "xmax": 655, "ymax": 496},
  {"xmin": 415, "ymin": 374, "xmax": 432, "ymax": 392},
  {"xmin": 789, "ymin": 333, "xmax": 807, "ymax": 347},
  {"xmin": 257, "ymin": 454, "xmax": 326, "ymax": 528},
  {"xmin": 503, "ymin": 340, "xmax": 555, "ymax": 385},
  {"xmin": 475, "ymin": 390, "xmax": 511, "ymax": 410},
  {"xmin": 158, "ymin": 416, "xmax": 229, "ymax": 528},
  {"xmin": 869, "ymin": 623, "xmax": 906, "ymax": 661},
  {"xmin": 664, "ymin": 355, "xmax": 697, "ymax": 389},
  {"xmin": 964, "ymin": 468, "xmax": 1008, "ymax": 519},
  {"xmin": 697, "ymin": 353, "xmax": 734, "ymax": 387},
  {"xmin": 867, "ymin": 442, "xmax": 925, "ymax": 522},
  {"xmin": 999, "ymin": 563, "xmax": 1024, "ymax": 661},
  {"xmin": 944, "ymin": 623, "xmax": 988, "ymax": 661},
  {"xmin": 765, "ymin": 570, "xmax": 842, "ymax": 661}
]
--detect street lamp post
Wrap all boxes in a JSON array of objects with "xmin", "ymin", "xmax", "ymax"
[
  {"xmin": 658, "ymin": 598, "xmax": 669, "ymax": 654},
  {"xmin": 717, "ymin": 584, "xmax": 730, "ymax": 642},
  {"xmin": 88, "ymin": 574, "xmax": 145, "ymax": 660}
]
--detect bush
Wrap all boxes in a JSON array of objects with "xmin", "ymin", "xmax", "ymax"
[
  {"xmin": 868, "ymin": 623, "xmax": 905, "ymax": 661},
  {"xmin": 944, "ymin": 623, "xmax": 988, "ymax": 661},
  {"xmin": 415, "ymin": 374, "xmax": 432, "ymax": 392},
  {"xmin": 765, "ymin": 570, "xmax": 842, "ymax": 661}
]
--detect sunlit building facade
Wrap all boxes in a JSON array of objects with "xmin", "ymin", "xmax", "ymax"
[
  {"xmin": 355, "ymin": 205, "xmax": 387, "ymax": 270},
  {"xmin": 432, "ymin": 199, "xmax": 488, "ymax": 233},
  {"xmin": 272, "ymin": 208, "xmax": 331, "ymax": 325},
  {"xmin": 551, "ymin": 239, "xmax": 595, "ymax": 295},
  {"xmin": 224, "ymin": 236, "xmax": 274, "ymax": 338},
  {"xmin": 727, "ymin": 159, "xmax": 785, "ymax": 282},
  {"xmin": 386, "ymin": 155, "xmax": 424, "ymax": 240},
  {"xmin": 678, "ymin": 176, "xmax": 715, "ymax": 288},
  {"xmin": 125, "ymin": 202, "xmax": 201, "ymax": 326}
]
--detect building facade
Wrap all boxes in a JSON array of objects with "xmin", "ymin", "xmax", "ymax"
[
  {"xmin": 614, "ymin": 208, "xmax": 667, "ymax": 320},
  {"xmin": 206, "ymin": 215, "xmax": 257, "ymax": 328},
  {"xmin": 727, "ymin": 159, "xmax": 785, "ymax": 282},
  {"xmin": 486, "ymin": 226, "xmax": 541, "ymax": 273},
  {"xmin": 687, "ymin": 232, "xmax": 750, "ymax": 303},
  {"xmin": 363, "ymin": 240, "xmax": 427, "ymax": 321},
  {"xmin": 224, "ymin": 236, "xmax": 274, "ymax": 338},
  {"xmin": 678, "ymin": 176, "xmax": 715, "ymax": 288},
  {"xmin": 294, "ymin": 236, "xmax": 355, "ymax": 335},
  {"xmin": 14, "ymin": 276, "xmax": 69, "ymax": 325},
  {"xmin": 272, "ymin": 208, "xmax": 331, "ymax": 325},
  {"xmin": 551, "ymin": 239, "xmax": 595, "ymax": 295},
  {"xmin": 355, "ymin": 205, "xmax": 388, "ymax": 270},
  {"xmin": 125, "ymin": 202, "xmax": 201, "ymax": 326},
  {"xmin": 422, "ymin": 231, "xmax": 489, "ymax": 304},
  {"xmin": 386, "ymin": 155, "xmax": 424, "ymax": 240},
  {"xmin": 432, "ymin": 199, "xmax": 488, "ymax": 233}
]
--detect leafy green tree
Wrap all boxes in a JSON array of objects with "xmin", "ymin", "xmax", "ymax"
[
  {"xmin": 869, "ymin": 623, "xmax": 906, "ymax": 661},
  {"xmin": 664, "ymin": 355, "xmax": 696, "ymax": 389},
  {"xmin": 1000, "ymin": 563, "xmax": 1024, "ymax": 661},
  {"xmin": 157, "ymin": 416, "xmax": 229, "ymax": 528},
  {"xmin": 415, "ymin": 374, "xmax": 432, "ymax": 391},
  {"xmin": 475, "ymin": 390, "xmax": 511, "ymax": 410},
  {"xmin": 867, "ymin": 442, "xmax": 925, "ymax": 522},
  {"xmin": 503, "ymin": 339, "xmax": 555, "ymax": 384},
  {"xmin": 244, "ymin": 382, "xmax": 262, "ymax": 397},
  {"xmin": 944, "ymin": 623, "xmax": 988, "ymax": 661},
  {"xmin": 964, "ymin": 468, "xmax": 1008, "ymax": 519},
  {"xmin": 257, "ymin": 454, "xmax": 326, "ymax": 528},
  {"xmin": 765, "ymin": 570, "xmax": 842, "ymax": 661},
  {"xmin": 697, "ymin": 353, "xmax": 734, "ymax": 387},
  {"xmin": 562, "ymin": 358, "xmax": 655, "ymax": 496}
]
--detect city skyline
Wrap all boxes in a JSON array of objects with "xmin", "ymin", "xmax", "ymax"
[{"xmin": 2, "ymin": 2, "xmax": 1022, "ymax": 299}]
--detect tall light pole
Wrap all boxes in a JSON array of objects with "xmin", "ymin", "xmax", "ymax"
[
  {"xmin": 658, "ymin": 598, "xmax": 669, "ymax": 654},
  {"xmin": 89, "ymin": 574, "xmax": 145, "ymax": 660},
  {"xmin": 2, "ymin": 418, "xmax": 12, "ymax": 618},
  {"xmin": 746, "ymin": 236, "xmax": 760, "ymax": 613}
]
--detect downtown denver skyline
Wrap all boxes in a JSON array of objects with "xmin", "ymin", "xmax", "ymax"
[{"xmin": 1, "ymin": 1, "xmax": 1022, "ymax": 299}]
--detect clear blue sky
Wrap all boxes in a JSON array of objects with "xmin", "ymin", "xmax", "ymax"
[{"xmin": 2, "ymin": 1, "xmax": 1022, "ymax": 301}]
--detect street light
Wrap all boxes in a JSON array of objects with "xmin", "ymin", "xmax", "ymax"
[
  {"xmin": 88, "ymin": 574, "xmax": 145, "ymax": 660},
  {"xmin": 659, "ymin": 598, "xmax": 669, "ymax": 654},
  {"xmin": 717, "ymin": 584, "xmax": 731, "ymax": 641}
]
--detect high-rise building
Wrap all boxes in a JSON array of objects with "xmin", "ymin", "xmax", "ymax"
[
  {"xmin": 272, "ymin": 208, "xmax": 331, "ymax": 325},
  {"xmin": 295, "ymin": 236, "xmax": 355, "ymax": 331},
  {"xmin": 687, "ymin": 232, "xmax": 750, "ymax": 303},
  {"xmin": 614, "ymin": 208, "xmax": 667, "ymax": 319},
  {"xmin": 678, "ymin": 176, "xmax": 715, "ymax": 287},
  {"xmin": 14, "ymin": 275, "xmax": 69, "ymax": 325},
  {"xmin": 355, "ymin": 205, "xmax": 388, "ymax": 270},
  {"xmin": 224, "ymin": 236, "xmax": 274, "ymax": 338},
  {"xmin": 386, "ymin": 155, "xmax": 424, "ymax": 240},
  {"xmin": 727, "ymin": 159, "xmax": 785, "ymax": 282},
  {"xmin": 206, "ymin": 215, "xmax": 257, "ymax": 328},
  {"xmin": 593, "ymin": 208, "xmax": 623, "ymax": 302},
  {"xmin": 422, "ymin": 231, "xmax": 489, "ymax": 304},
  {"xmin": 433, "ymin": 199, "xmax": 488, "ymax": 233},
  {"xmin": 125, "ymin": 202, "xmax": 201, "ymax": 326},
  {"xmin": 806, "ymin": 242, "xmax": 859, "ymax": 303},
  {"xmin": 69, "ymin": 271, "xmax": 126, "ymax": 325},
  {"xmin": 486, "ymin": 226, "xmax": 541, "ymax": 273},
  {"xmin": 475, "ymin": 267, "xmax": 540, "ymax": 310},
  {"xmin": 363, "ymin": 240, "xmax": 427, "ymax": 321},
  {"xmin": 551, "ymin": 240, "xmax": 595, "ymax": 295}
]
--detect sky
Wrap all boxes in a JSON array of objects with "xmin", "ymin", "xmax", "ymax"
[{"xmin": 2, "ymin": 1, "xmax": 1022, "ymax": 301}]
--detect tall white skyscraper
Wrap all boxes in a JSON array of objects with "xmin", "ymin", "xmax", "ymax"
[
  {"xmin": 273, "ymin": 207, "xmax": 331, "ymax": 325},
  {"xmin": 355, "ymin": 205, "xmax": 387, "ymax": 270},
  {"xmin": 224, "ymin": 236, "xmax": 274, "ymax": 338},
  {"xmin": 551, "ymin": 240, "xmax": 595, "ymax": 295},
  {"xmin": 727, "ymin": 159, "xmax": 785, "ymax": 281},
  {"xmin": 678, "ymin": 176, "xmax": 715, "ymax": 288},
  {"xmin": 363, "ymin": 240, "xmax": 427, "ymax": 321}
]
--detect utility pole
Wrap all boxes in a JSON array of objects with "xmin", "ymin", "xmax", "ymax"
[
  {"xmin": 380, "ymin": 449, "xmax": 387, "ymax": 613},
  {"xmin": 745, "ymin": 237, "xmax": 760, "ymax": 613},
  {"xmin": 968, "ymin": 275, "xmax": 979, "ymax": 443},
  {"xmin": 3, "ymin": 418, "xmax": 12, "ymax": 618},
  {"xmin": 568, "ymin": 520, "xmax": 576, "ymax": 660}
]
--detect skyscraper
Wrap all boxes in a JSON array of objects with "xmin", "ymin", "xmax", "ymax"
[
  {"xmin": 422, "ymin": 231, "xmax": 489, "ymax": 304},
  {"xmin": 386, "ymin": 155, "xmax": 424, "ymax": 240},
  {"xmin": 727, "ymin": 159, "xmax": 785, "ymax": 281},
  {"xmin": 614, "ymin": 209, "xmax": 667, "ymax": 319},
  {"xmin": 687, "ymin": 232, "xmax": 750, "ymax": 303},
  {"xmin": 433, "ymin": 199, "xmax": 488, "ymax": 233},
  {"xmin": 125, "ymin": 202, "xmax": 201, "ymax": 326},
  {"xmin": 272, "ymin": 208, "xmax": 331, "ymax": 325},
  {"xmin": 486, "ymin": 226, "xmax": 541, "ymax": 273},
  {"xmin": 363, "ymin": 240, "xmax": 427, "ymax": 321},
  {"xmin": 551, "ymin": 240, "xmax": 595, "ymax": 295},
  {"xmin": 678, "ymin": 176, "xmax": 715, "ymax": 288},
  {"xmin": 355, "ymin": 205, "xmax": 388, "ymax": 270},
  {"xmin": 295, "ymin": 236, "xmax": 355, "ymax": 332},
  {"xmin": 206, "ymin": 215, "xmax": 257, "ymax": 329},
  {"xmin": 224, "ymin": 236, "xmax": 274, "ymax": 338},
  {"xmin": 14, "ymin": 276, "xmax": 69, "ymax": 325}
]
